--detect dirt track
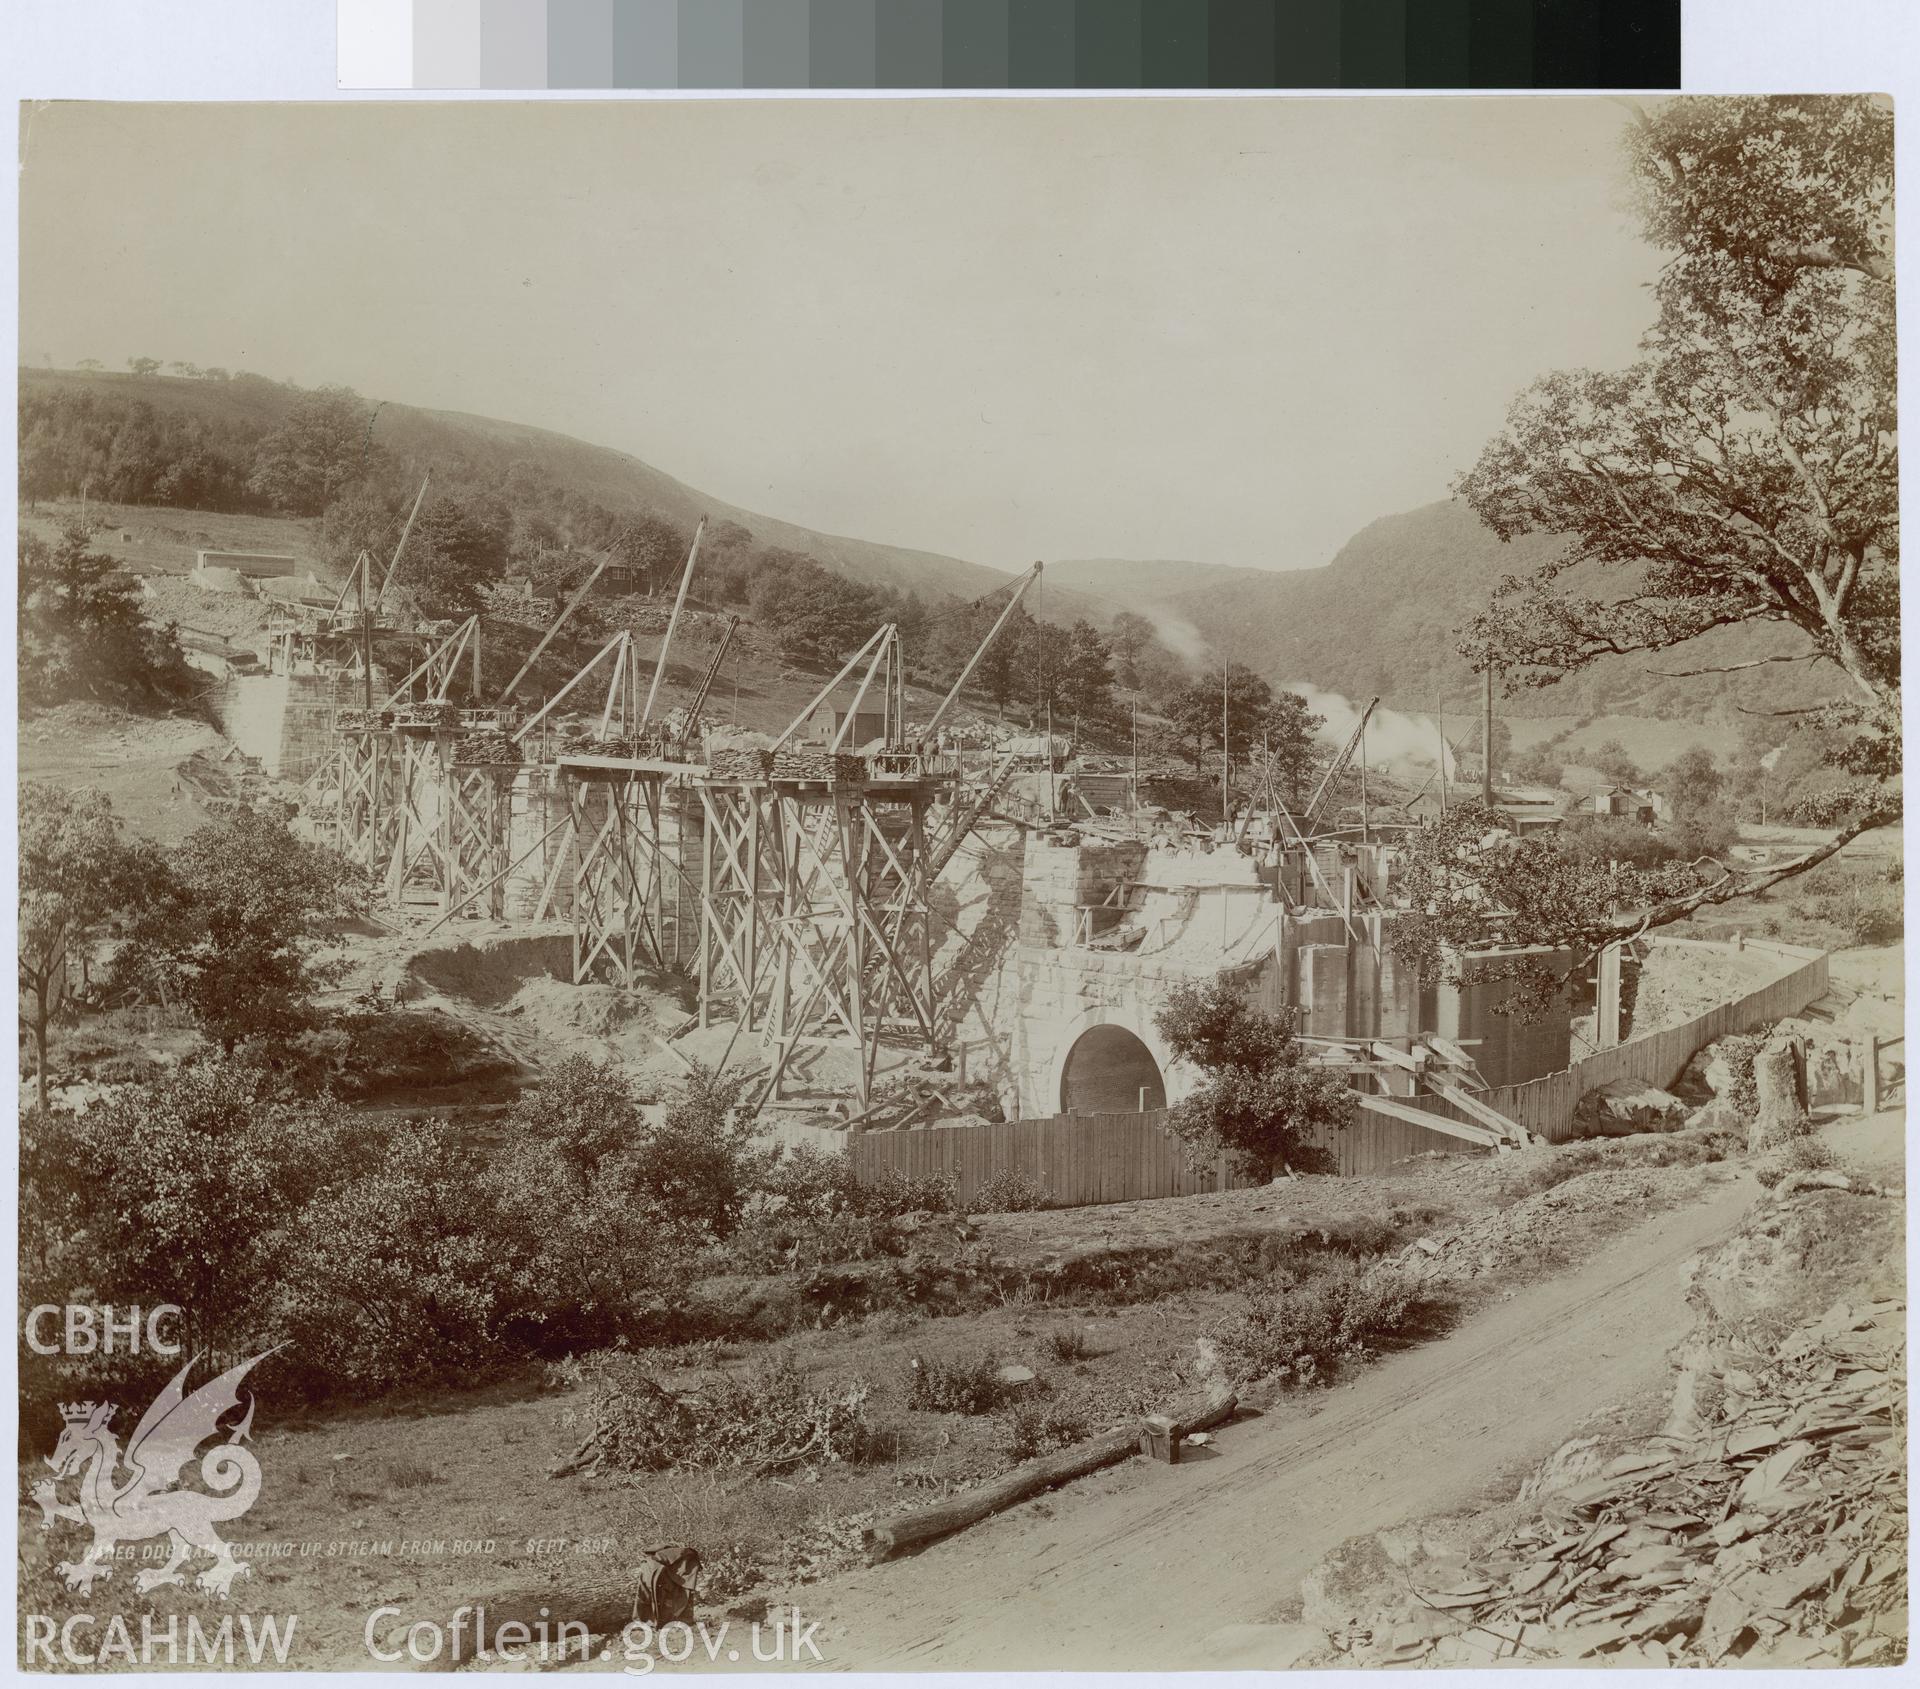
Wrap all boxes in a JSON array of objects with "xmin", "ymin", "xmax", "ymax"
[{"xmin": 799, "ymin": 1166, "xmax": 1759, "ymax": 1671}]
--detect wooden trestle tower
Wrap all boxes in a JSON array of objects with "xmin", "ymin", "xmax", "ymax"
[
  {"xmin": 301, "ymin": 529, "xmax": 1042, "ymax": 1112},
  {"xmin": 694, "ymin": 624, "xmax": 947, "ymax": 1104}
]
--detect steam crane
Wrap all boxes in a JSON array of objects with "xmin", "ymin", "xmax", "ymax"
[
  {"xmin": 914, "ymin": 561, "xmax": 1043, "ymax": 751},
  {"xmin": 674, "ymin": 615, "xmax": 739, "ymax": 758},
  {"xmin": 1302, "ymin": 696, "xmax": 1380, "ymax": 833}
]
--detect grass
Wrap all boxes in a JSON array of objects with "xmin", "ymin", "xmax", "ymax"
[{"xmin": 16, "ymin": 1115, "xmax": 1757, "ymax": 1667}]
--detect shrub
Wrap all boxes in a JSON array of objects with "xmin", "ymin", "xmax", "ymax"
[
  {"xmin": 999, "ymin": 1401, "xmax": 1089, "ymax": 1463},
  {"xmin": 1850, "ymin": 904, "xmax": 1903, "ymax": 946},
  {"xmin": 624, "ymin": 1065, "xmax": 774, "ymax": 1237},
  {"xmin": 1755, "ymin": 1137, "xmax": 1843, "ymax": 1189},
  {"xmin": 970, "ymin": 1169, "xmax": 1050, "ymax": 1214},
  {"xmin": 1209, "ymin": 1259, "xmax": 1434, "ymax": 1388},
  {"xmin": 267, "ymin": 1121, "xmax": 521, "ymax": 1390},
  {"xmin": 26, "ymin": 1061, "xmax": 350, "ymax": 1354},
  {"xmin": 557, "ymin": 1351, "xmax": 874, "ymax": 1477},
  {"xmin": 906, "ymin": 1349, "xmax": 1006, "ymax": 1415},
  {"xmin": 730, "ymin": 1146, "xmax": 960, "ymax": 1271},
  {"xmin": 1047, "ymin": 1327, "xmax": 1095, "ymax": 1363}
]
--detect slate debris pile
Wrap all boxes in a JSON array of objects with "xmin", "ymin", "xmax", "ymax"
[
  {"xmin": 771, "ymin": 748, "xmax": 867, "ymax": 785},
  {"xmin": 1332, "ymin": 1296, "xmax": 1906, "ymax": 1667},
  {"xmin": 708, "ymin": 747, "xmax": 774, "ymax": 781},
  {"xmin": 1394, "ymin": 1168, "xmax": 1673, "ymax": 1284},
  {"xmin": 556, "ymin": 731, "xmax": 677, "ymax": 760},
  {"xmin": 333, "ymin": 707, "xmax": 391, "ymax": 733},
  {"xmin": 453, "ymin": 730, "xmax": 520, "ymax": 766},
  {"xmin": 391, "ymin": 701, "xmax": 463, "ymax": 730}
]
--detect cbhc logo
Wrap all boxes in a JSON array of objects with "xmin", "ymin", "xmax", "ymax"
[{"xmin": 24, "ymin": 1305, "xmax": 184, "ymax": 1356}]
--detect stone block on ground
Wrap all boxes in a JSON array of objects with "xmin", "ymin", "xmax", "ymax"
[{"xmin": 1573, "ymin": 1078, "xmax": 1690, "ymax": 1137}]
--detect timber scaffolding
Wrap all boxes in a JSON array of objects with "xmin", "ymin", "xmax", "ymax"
[{"xmin": 298, "ymin": 524, "xmax": 1043, "ymax": 1107}]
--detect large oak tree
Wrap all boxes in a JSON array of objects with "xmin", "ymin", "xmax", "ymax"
[{"xmin": 1401, "ymin": 98, "xmax": 1897, "ymax": 997}]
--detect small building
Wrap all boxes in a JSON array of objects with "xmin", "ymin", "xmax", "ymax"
[
  {"xmin": 808, "ymin": 702, "xmax": 887, "ymax": 748},
  {"xmin": 1496, "ymin": 784, "xmax": 1569, "ymax": 833},
  {"xmin": 1589, "ymin": 785, "xmax": 1668, "ymax": 825}
]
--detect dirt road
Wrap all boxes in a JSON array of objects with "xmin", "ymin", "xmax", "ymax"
[{"xmin": 800, "ymin": 1167, "xmax": 1757, "ymax": 1671}]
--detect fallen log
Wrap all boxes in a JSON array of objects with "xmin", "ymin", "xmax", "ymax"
[{"xmin": 863, "ymin": 1382, "xmax": 1236, "ymax": 1561}]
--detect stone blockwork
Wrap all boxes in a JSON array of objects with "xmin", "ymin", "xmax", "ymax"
[
  {"xmin": 988, "ymin": 835, "xmax": 1574, "ymax": 1118},
  {"xmin": 277, "ymin": 669, "xmax": 367, "ymax": 784}
]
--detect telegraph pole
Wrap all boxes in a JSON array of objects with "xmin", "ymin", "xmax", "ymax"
[
  {"xmin": 359, "ymin": 550, "xmax": 374, "ymax": 713},
  {"xmin": 1220, "ymin": 660, "xmax": 1230, "ymax": 824},
  {"xmin": 1482, "ymin": 665, "xmax": 1496, "ymax": 810},
  {"xmin": 1360, "ymin": 725, "xmax": 1370, "ymax": 843}
]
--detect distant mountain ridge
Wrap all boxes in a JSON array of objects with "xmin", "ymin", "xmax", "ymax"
[
  {"xmin": 21, "ymin": 367, "xmax": 1081, "ymax": 615},
  {"xmin": 22, "ymin": 368, "xmax": 1839, "ymax": 726}
]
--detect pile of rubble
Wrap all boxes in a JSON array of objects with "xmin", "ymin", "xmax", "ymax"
[
  {"xmin": 1392, "ymin": 1165, "xmax": 1693, "ymax": 1286},
  {"xmin": 708, "ymin": 746, "xmax": 774, "ymax": 781},
  {"xmin": 1324, "ymin": 1295, "xmax": 1906, "ymax": 1667},
  {"xmin": 452, "ymin": 730, "xmax": 520, "ymax": 766},
  {"xmin": 391, "ymin": 700, "xmax": 463, "ymax": 730},
  {"xmin": 771, "ymin": 748, "xmax": 866, "ymax": 785}
]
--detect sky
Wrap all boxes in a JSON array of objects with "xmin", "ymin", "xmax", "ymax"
[{"xmin": 19, "ymin": 97, "xmax": 1660, "ymax": 575}]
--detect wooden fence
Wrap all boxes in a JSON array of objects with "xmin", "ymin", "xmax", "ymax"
[
  {"xmin": 1446, "ymin": 941, "xmax": 1830, "ymax": 1145},
  {"xmin": 848, "ymin": 940, "xmax": 1833, "ymax": 1209}
]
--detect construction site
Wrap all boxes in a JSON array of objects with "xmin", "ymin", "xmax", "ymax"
[{"xmin": 224, "ymin": 501, "xmax": 1865, "ymax": 1205}]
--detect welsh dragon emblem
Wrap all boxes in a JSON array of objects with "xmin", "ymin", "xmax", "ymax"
[{"xmin": 30, "ymin": 1350, "xmax": 274, "ymax": 1600}]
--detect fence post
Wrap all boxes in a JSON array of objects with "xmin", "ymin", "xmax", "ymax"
[{"xmin": 1864, "ymin": 1035, "xmax": 1881, "ymax": 1116}]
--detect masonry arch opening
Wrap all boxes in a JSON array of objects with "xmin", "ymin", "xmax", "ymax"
[{"xmin": 1059, "ymin": 1024, "xmax": 1167, "ymax": 1114}]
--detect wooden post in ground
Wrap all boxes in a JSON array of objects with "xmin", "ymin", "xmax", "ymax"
[{"xmin": 1864, "ymin": 1034, "xmax": 1882, "ymax": 1115}]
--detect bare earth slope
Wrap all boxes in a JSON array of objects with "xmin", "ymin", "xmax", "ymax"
[{"xmin": 797, "ymin": 1168, "xmax": 1757, "ymax": 1671}]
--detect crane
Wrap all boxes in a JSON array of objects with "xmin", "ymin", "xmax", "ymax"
[
  {"xmin": 1301, "ymin": 696, "xmax": 1380, "ymax": 833},
  {"xmin": 914, "ymin": 561, "xmax": 1043, "ymax": 750},
  {"xmin": 675, "ymin": 614, "xmax": 739, "ymax": 757},
  {"xmin": 494, "ymin": 538, "xmax": 620, "ymax": 707}
]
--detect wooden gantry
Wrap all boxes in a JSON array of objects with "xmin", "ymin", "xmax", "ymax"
[
  {"xmin": 300, "ymin": 540, "xmax": 1034, "ymax": 1114},
  {"xmin": 695, "ymin": 749, "xmax": 946, "ymax": 1106}
]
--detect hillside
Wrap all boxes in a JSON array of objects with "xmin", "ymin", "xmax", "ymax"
[
  {"xmin": 1158, "ymin": 500, "xmax": 1838, "ymax": 723},
  {"xmin": 19, "ymin": 371, "xmax": 1847, "ymax": 735},
  {"xmin": 20, "ymin": 368, "xmax": 1108, "ymax": 619},
  {"xmin": 1044, "ymin": 557, "xmax": 1270, "ymax": 606}
]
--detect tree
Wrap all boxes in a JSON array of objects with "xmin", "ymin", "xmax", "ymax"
[
  {"xmin": 131, "ymin": 808, "xmax": 360, "ymax": 1052},
  {"xmin": 248, "ymin": 385, "xmax": 373, "ymax": 515},
  {"xmin": 1153, "ymin": 978, "xmax": 1354, "ymax": 1179},
  {"xmin": 19, "ymin": 525, "xmax": 205, "ymax": 714},
  {"xmin": 1168, "ymin": 664, "xmax": 1272, "ymax": 774},
  {"xmin": 1060, "ymin": 620, "xmax": 1117, "ymax": 726},
  {"xmin": 1458, "ymin": 97, "xmax": 1897, "ymax": 860},
  {"xmin": 126, "ymin": 356, "xmax": 162, "ymax": 377},
  {"xmin": 1392, "ymin": 805, "xmax": 1703, "ymax": 1013},
  {"xmin": 1587, "ymin": 739, "xmax": 1643, "ymax": 786},
  {"xmin": 1262, "ymin": 690, "xmax": 1329, "ymax": 806},
  {"xmin": 402, "ymin": 493, "xmax": 512, "ymax": 618},
  {"xmin": 748, "ymin": 555, "xmax": 880, "ymax": 667},
  {"xmin": 1662, "ymin": 745, "xmax": 1736, "ymax": 857},
  {"xmin": 1108, "ymin": 612, "xmax": 1155, "ymax": 692},
  {"xmin": 18, "ymin": 786, "xmax": 165, "ymax": 1112}
]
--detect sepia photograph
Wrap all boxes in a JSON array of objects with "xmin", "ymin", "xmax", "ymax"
[{"xmin": 15, "ymin": 92, "xmax": 1903, "ymax": 1670}]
